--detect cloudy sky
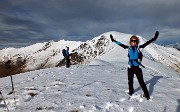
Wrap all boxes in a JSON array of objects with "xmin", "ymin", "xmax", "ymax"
[{"xmin": 0, "ymin": 0, "xmax": 180, "ymax": 49}]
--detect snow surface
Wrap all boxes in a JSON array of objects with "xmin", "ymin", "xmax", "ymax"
[
  {"xmin": 0, "ymin": 57, "xmax": 180, "ymax": 112},
  {"xmin": 0, "ymin": 31, "xmax": 180, "ymax": 112}
]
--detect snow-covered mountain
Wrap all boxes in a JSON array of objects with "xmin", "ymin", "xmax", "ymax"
[
  {"xmin": 167, "ymin": 42, "xmax": 180, "ymax": 51},
  {"xmin": 0, "ymin": 31, "xmax": 180, "ymax": 111},
  {"xmin": 0, "ymin": 31, "xmax": 180, "ymax": 77},
  {"xmin": 73, "ymin": 31, "xmax": 180, "ymax": 73},
  {"xmin": 173, "ymin": 42, "xmax": 180, "ymax": 51},
  {"xmin": 0, "ymin": 40, "xmax": 82, "ymax": 77}
]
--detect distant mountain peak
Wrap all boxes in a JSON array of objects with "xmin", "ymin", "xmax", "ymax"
[{"xmin": 0, "ymin": 31, "xmax": 180, "ymax": 77}]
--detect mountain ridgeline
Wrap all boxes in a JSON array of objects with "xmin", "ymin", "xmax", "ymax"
[{"xmin": 0, "ymin": 31, "xmax": 180, "ymax": 77}]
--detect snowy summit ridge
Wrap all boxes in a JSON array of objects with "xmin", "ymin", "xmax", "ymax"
[{"xmin": 0, "ymin": 31, "xmax": 180, "ymax": 75}]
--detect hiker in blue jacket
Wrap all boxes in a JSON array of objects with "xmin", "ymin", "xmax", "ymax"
[
  {"xmin": 110, "ymin": 31, "xmax": 159, "ymax": 100},
  {"xmin": 65, "ymin": 47, "xmax": 70, "ymax": 68}
]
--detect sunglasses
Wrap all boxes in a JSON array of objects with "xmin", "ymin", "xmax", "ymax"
[{"xmin": 130, "ymin": 40, "xmax": 138, "ymax": 43}]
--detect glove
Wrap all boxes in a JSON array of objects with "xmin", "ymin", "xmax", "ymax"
[
  {"xmin": 155, "ymin": 31, "xmax": 159, "ymax": 38},
  {"xmin": 110, "ymin": 34, "xmax": 115, "ymax": 42},
  {"xmin": 152, "ymin": 31, "xmax": 159, "ymax": 41}
]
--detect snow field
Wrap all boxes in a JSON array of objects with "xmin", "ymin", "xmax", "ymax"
[{"xmin": 0, "ymin": 59, "xmax": 180, "ymax": 112}]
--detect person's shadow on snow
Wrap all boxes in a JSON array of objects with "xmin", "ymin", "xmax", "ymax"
[
  {"xmin": 177, "ymin": 99, "xmax": 180, "ymax": 112},
  {"xmin": 134, "ymin": 76, "xmax": 163, "ymax": 95}
]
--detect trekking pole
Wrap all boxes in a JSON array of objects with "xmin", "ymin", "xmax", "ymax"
[
  {"xmin": 5, "ymin": 57, "xmax": 32, "ymax": 106},
  {"xmin": 10, "ymin": 75, "xmax": 16, "ymax": 105},
  {"xmin": 0, "ymin": 90, "xmax": 9, "ymax": 112},
  {"xmin": 4, "ymin": 60, "xmax": 16, "ymax": 105}
]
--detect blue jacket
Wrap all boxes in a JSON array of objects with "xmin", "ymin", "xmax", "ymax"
[
  {"xmin": 66, "ymin": 50, "xmax": 69, "ymax": 56},
  {"xmin": 115, "ymin": 42, "xmax": 139, "ymax": 66},
  {"xmin": 113, "ymin": 32, "xmax": 158, "ymax": 67},
  {"xmin": 127, "ymin": 46, "xmax": 140, "ymax": 66}
]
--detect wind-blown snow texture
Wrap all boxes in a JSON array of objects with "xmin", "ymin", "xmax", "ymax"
[
  {"xmin": 0, "ymin": 60, "xmax": 180, "ymax": 112},
  {"xmin": 0, "ymin": 31, "xmax": 180, "ymax": 111}
]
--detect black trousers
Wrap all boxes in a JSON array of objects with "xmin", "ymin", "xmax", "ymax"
[
  {"xmin": 65, "ymin": 56, "xmax": 70, "ymax": 68},
  {"xmin": 128, "ymin": 66, "xmax": 150, "ymax": 97}
]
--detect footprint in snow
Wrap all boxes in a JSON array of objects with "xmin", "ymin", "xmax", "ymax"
[
  {"xmin": 51, "ymin": 80, "xmax": 64, "ymax": 87},
  {"xmin": 93, "ymin": 105, "xmax": 101, "ymax": 110},
  {"xmin": 104, "ymin": 102, "xmax": 123, "ymax": 111},
  {"xmin": 22, "ymin": 87, "xmax": 39, "ymax": 102},
  {"xmin": 79, "ymin": 105, "xmax": 101, "ymax": 111}
]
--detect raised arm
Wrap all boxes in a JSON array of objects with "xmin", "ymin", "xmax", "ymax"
[
  {"xmin": 139, "ymin": 31, "xmax": 159, "ymax": 48},
  {"xmin": 110, "ymin": 34, "xmax": 129, "ymax": 49}
]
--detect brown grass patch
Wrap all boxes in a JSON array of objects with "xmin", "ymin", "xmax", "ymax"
[{"xmin": 0, "ymin": 59, "xmax": 26, "ymax": 78}]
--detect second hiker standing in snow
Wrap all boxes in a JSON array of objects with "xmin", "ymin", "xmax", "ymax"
[
  {"xmin": 62, "ymin": 47, "xmax": 71, "ymax": 68},
  {"xmin": 110, "ymin": 31, "xmax": 159, "ymax": 100}
]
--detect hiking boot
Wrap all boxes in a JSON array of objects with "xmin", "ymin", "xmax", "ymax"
[
  {"xmin": 142, "ymin": 94, "xmax": 150, "ymax": 100},
  {"xmin": 128, "ymin": 92, "xmax": 133, "ymax": 96},
  {"xmin": 146, "ymin": 96, "xmax": 150, "ymax": 100},
  {"xmin": 144, "ymin": 95, "xmax": 150, "ymax": 100}
]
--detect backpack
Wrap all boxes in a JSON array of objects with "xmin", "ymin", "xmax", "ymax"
[
  {"xmin": 62, "ymin": 49, "xmax": 66, "ymax": 57},
  {"xmin": 138, "ymin": 49, "xmax": 143, "ymax": 61}
]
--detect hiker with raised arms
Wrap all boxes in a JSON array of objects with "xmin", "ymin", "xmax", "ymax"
[{"xmin": 110, "ymin": 31, "xmax": 159, "ymax": 100}]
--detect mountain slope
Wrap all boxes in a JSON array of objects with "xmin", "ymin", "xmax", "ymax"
[
  {"xmin": 0, "ymin": 40, "xmax": 82, "ymax": 77},
  {"xmin": 73, "ymin": 31, "xmax": 180, "ymax": 72},
  {"xmin": 163, "ymin": 42, "xmax": 180, "ymax": 51},
  {"xmin": 0, "ymin": 31, "xmax": 179, "ymax": 77}
]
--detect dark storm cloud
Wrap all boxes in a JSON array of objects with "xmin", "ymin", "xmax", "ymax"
[{"xmin": 0, "ymin": 0, "xmax": 180, "ymax": 49}]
